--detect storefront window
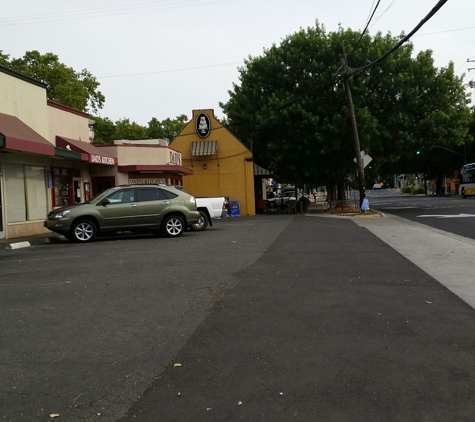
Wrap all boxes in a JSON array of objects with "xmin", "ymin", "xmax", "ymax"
[
  {"xmin": 4, "ymin": 163, "xmax": 47, "ymax": 223},
  {"xmin": 53, "ymin": 168, "xmax": 71, "ymax": 207},
  {"xmin": 4, "ymin": 163, "xmax": 26, "ymax": 223},
  {"xmin": 26, "ymin": 167, "xmax": 48, "ymax": 220}
]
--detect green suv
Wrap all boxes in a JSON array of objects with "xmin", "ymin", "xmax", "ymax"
[{"xmin": 44, "ymin": 184, "xmax": 200, "ymax": 242}]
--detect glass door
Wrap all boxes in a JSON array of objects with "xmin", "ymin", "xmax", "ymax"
[{"xmin": 73, "ymin": 178, "xmax": 82, "ymax": 204}]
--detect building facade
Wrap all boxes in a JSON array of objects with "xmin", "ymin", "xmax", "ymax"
[
  {"xmin": 0, "ymin": 66, "xmax": 194, "ymax": 240},
  {"xmin": 97, "ymin": 139, "xmax": 192, "ymax": 189},
  {"xmin": 171, "ymin": 109, "xmax": 256, "ymax": 216}
]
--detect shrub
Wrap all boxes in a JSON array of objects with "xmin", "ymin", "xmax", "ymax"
[
  {"xmin": 401, "ymin": 186, "xmax": 412, "ymax": 194},
  {"xmin": 412, "ymin": 186, "xmax": 425, "ymax": 195}
]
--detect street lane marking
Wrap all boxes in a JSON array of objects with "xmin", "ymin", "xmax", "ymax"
[{"xmin": 417, "ymin": 213, "xmax": 475, "ymax": 218}]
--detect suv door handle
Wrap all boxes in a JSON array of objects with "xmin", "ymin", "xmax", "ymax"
[
  {"xmin": 162, "ymin": 201, "xmax": 170, "ymax": 204},
  {"xmin": 130, "ymin": 203, "xmax": 138, "ymax": 207}
]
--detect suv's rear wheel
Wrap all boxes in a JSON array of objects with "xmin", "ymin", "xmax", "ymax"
[
  {"xmin": 162, "ymin": 215, "xmax": 184, "ymax": 237},
  {"xmin": 71, "ymin": 219, "xmax": 97, "ymax": 242},
  {"xmin": 190, "ymin": 211, "xmax": 208, "ymax": 231}
]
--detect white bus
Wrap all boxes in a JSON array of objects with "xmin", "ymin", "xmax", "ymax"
[{"xmin": 459, "ymin": 163, "xmax": 475, "ymax": 198}]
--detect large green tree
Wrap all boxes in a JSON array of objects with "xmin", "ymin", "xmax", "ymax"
[
  {"xmin": 1, "ymin": 50, "xmax": 105, "ymax": 113},
  {"xmin": 220, "ymin": 22, "xmax": 471, "ymax": 189}
]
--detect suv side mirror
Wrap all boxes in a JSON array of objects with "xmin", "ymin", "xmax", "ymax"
[{"xmin": 102, "ymin": 198, "xmax": 111, "ymax": 206}]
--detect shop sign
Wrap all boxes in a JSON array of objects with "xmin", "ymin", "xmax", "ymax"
[
  {"xmin": 129, "ymin": 178, "xmax": 166, "ymax": 184},
  {"xmin": 168, "ymin": 151, "xmax": 182, "ymax": 166},
  {"xmin": 90, "ymin": 154, "xmax": 116, "ymax": 165},
  {"xmin": 196, "ymin": 112, "xmax": 211, "ymax": 138}
]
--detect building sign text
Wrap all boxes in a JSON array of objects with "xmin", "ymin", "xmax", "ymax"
[
  {"xmin": 168, "ymin": 151, "xmax": 182, "ymax": 166},
  {"xmin": 90, "ymin": 154, "xmax": 116, "ymax": 165},
  {"xmin": 129, "ymin": 178, "xmax": 167, "ymax": 184}
]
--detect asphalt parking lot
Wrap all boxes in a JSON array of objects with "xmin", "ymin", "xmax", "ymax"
[{"xmin": 0, "ymin": 216, "xmax": 292, "ymax": 421}]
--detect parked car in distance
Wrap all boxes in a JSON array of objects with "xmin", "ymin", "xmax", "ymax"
[
  {"xmin": 191, "ymin": 196, "xmax": 228, "ymax": 231},
  {"xmin": 173, "ymin": 187, "xmax": 228, "ymax": 231},
  {"xmin": 44, "ymin": 184, "xmax": 200, "ymax": 242}
]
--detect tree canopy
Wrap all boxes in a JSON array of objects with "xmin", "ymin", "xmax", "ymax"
[
  {"xmin": 220, "ymin": 22, "xmax": 472, "ymax": 187},
  {"xmin": 92, "ymin": 115, "xmax": 188, "ymax": 144},
  {"xmin": 1, "ymin": 50, "xmax": 105, "ymax": 113}
]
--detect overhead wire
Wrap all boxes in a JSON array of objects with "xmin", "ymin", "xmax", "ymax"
[
  {"xmin": 349, "ymin": 0, "xmax": 382, "ymax": 59},
  {"xmin": 0, "ymin": 0, "xmax": 234, "ymax": 26},
  {"xmin": 368, "ymin": 0, "xmax": 399, "ymax": 28},
  {"xmin": 343, "ymin": 0, "xmax": 450, "ymax": 77},
  {"xmin": 137, "ymin": 1, "xmax": 455, "ymax": 137},
  {"xmin": 97, "ymin": 62, "xmax": 243, "ymax": 79},
  {"xmin": 170, "ymin": 75, "xmax": 341, "ymax": 139}
]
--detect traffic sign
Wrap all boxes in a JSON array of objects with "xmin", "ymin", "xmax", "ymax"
[{"xmin": 354, "ymin": 150, "xmax": 372, "ymax": 168}]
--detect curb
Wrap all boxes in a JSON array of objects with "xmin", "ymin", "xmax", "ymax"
[{"xmin": 4, "ymin": 241, "xmax": 31, "ymax": 250}]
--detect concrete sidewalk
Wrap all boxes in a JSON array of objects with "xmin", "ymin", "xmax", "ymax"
[{"xmin": 119, "ymin": 215, "xmax": 475, "ymax": 422}]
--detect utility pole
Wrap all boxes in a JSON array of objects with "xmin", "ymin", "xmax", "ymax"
[{"xmin": 340, "ymin": 46, "xmax": 365, "ymax": 205}]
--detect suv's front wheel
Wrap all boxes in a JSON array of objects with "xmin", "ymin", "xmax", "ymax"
[
  {"xmin": 71, "ymin": 219, "xmax": 97, "ymax": 242},
  {"xmin": 162, "ymin": 215, "xmax": 184, "ymax": 237}
]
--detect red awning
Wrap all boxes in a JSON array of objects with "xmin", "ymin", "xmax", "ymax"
[
  {"xmin": 0, "ymin": 112, "xmax": 55, "ymax": 156},
  {"xmin": 118, "ymin": 165, "xmax": 193, "ymax": 175},
  {"xmin": 56, "ymin": 136, "xmax": 117, "ymax": 165}
]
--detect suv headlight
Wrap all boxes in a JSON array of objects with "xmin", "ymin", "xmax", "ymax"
[
  {"xmin": 189, "ymin": 196, "xmax": 196, "ymax": 203},
  {"xmin": 55, "ymin": 209, "xmax": 71, "ymax": 219}
]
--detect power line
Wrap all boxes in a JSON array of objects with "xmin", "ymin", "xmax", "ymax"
[
  {"xmin": 414, "ymin": 25, "xmax": 475, "ymax": 37},
  {"xmin": 171, "ymin": 77, "xmax": 339, "ymax": 140},
  {"xmin": 349, "ymin": 0, "xmax": 382, "ymax": 59},
  {"xmin": 98, "ymin": 62, "xmax": 243, "ymax": 79},
  {"xmin": 368, "ymin": 0, "xmax": 399, "ymax": 28},
  {"xmin": 0, "ymin": 0, "xmax": 234, "ymax": 26},
  {"xmin": 343, "ymin": 0, "xmax": 450, "ymax": 77}
]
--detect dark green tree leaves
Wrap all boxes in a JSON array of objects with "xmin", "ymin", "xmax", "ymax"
[{"xmin": 220, "ymin": 22, "xmax": 471, "ymax": 185}]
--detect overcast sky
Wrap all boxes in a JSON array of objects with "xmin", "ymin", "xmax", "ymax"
[{"xmin": 2, "ymin": 0, "xmax": 475, "ymax": 126}]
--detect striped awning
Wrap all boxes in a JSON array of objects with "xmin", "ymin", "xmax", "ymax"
[
  {"xmin": 190, "ymin": 140, "xmax": 217, "ymax": 156},
  {"xmin": 254, "ymin": 163, "xmax": 271, "ymax": 176}
]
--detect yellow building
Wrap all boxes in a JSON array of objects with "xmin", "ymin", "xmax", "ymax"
[{"xmin": 171, "ymin": 109, "xmax": 256, "ymax": 216}]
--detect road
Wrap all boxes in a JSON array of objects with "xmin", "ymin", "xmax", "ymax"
[
  {"xmin": 366, "ymin": 190, "xmax": 475, "ymax": 240},
  {"xmin": 1, "ymin": 210, "xmax": 475, "ymax": 421}
]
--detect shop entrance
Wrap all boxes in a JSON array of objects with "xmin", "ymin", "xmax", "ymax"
[{"xmin": 73, "ymin": 178, "xmax": 82, "ymax": 204}]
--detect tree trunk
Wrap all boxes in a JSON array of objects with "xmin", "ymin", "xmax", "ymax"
[{"xmin": 337, "ymin": 179, "xmax": 346, "ymax": 201}]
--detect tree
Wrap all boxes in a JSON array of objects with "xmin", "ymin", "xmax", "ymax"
[
  {"xmin": 220, "ymin": 22, "xmax": 471, "ymax": 190},
  {"xmin": 147, "ymin": 114, "xmax": 188, "ymax": 141},
  {"xmin": 0, "ymin": 50, "xmax": 9, "ymax": 66},
  {"xmin": 91, "ymin": 116, "xmax": 116, "ymax": 144},
  {"xmin": 2, "ymin": 50, "xmax": 105, "ymax": 113},
  {"xmin": 160, "ymin": 114, "xmax": 188, "ymax": 141},
  {"xmin": 114, "ymin": 118, "xmax": 148, "ymax": 140}
]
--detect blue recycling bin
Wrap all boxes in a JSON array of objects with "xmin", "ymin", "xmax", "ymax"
[
  {"xmin": 230, "ymin": 199, "xmax": 240, "ymax": 217},
  {"xmin": 361, "ymin": 198, "xmax": 369, "ymax": 211}
]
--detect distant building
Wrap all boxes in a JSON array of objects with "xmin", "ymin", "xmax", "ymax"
[{"xmin": 170, "ymin": 109, "xmax": 256, "ymax": 216}]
